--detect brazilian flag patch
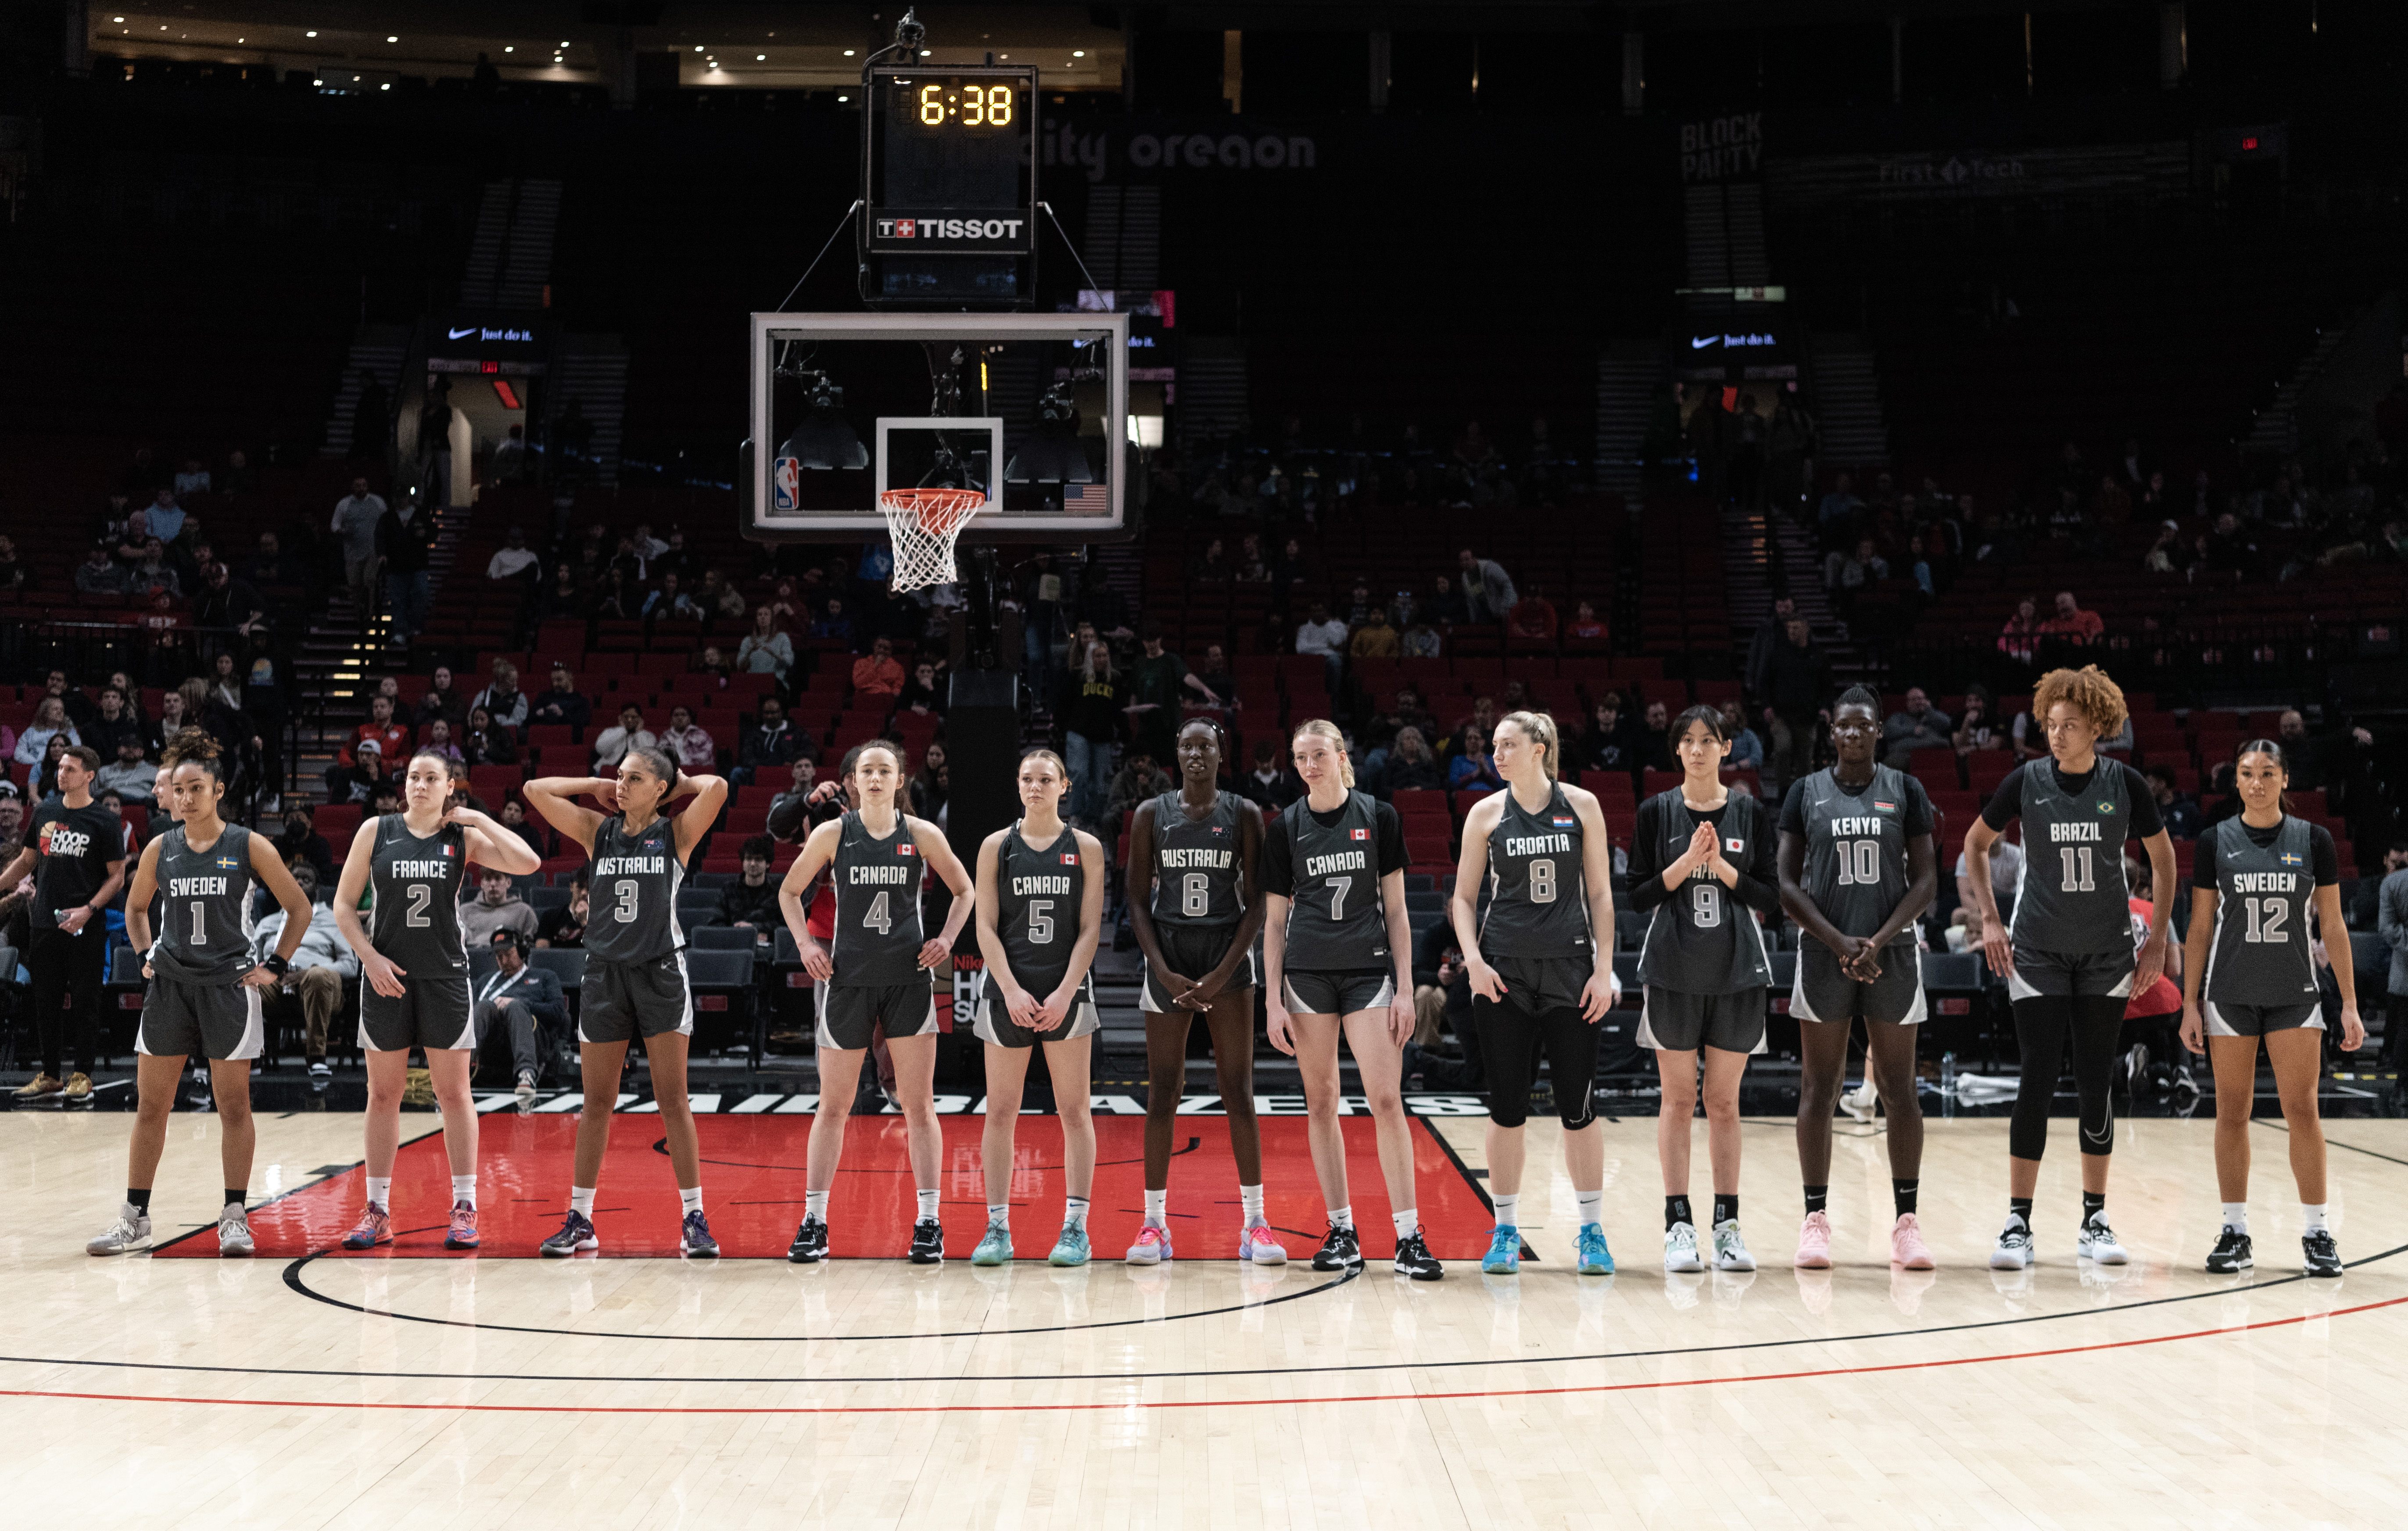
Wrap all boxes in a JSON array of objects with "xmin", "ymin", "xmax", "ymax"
[{"xmin": 2096, "ymin": 801, "xmax": 2117, "ymax": 814}]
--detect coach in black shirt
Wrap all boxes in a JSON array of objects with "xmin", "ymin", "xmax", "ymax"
[{"xmin": 5, "ymin": 746, "xmax": 126, "ymax": 1102}]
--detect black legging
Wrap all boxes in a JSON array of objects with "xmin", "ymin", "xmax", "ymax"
[
  {"xmin": 31, "ymin": 926, "xmax": 108, "ymax": 1079},
  {"xmin": 2008, "ymin": 994, "xmax": 2126, "ymax": 1161},
  {"xmin": 1472, "ymin": 996, "xmax": 1599, "ymax": 1130}
]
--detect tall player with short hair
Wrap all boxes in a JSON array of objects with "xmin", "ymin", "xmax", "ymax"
[
  {"xmin": 2181, "ymin": 739, "xmax": 2361, "ymax": 1276},
  {"xmin": 88, "ymin": 731, "xmax": 313, "ymax": 1257},
  {"xmin": 1963, "ymin": 665, "xmax": 2174, "ymax": 1270},
  {"xmin": 1777, "ymin": 686, "xmax": 1941, "ymax": 1271},
  {"xmin": 331, "ymin": 748, "xmax": 539, "ymax": 1251},
  {"xmin": 970, "ymin": 750, "xmax": 1107, "ymax": 1266},
  {"xmin": 1122, "ymin": 717, "xmax": 1277, "ymax": 1265},
  {"xmin": 1263, "ymin": 720, "xmax": 1440, "ymax": 1280},
  {"xmin": 1450, "ymin": 710, "xmax": 1620, "ymax": 1277},
  {"xmin": 523, "ymin": 747, "xmax": 728, "ymax": 1257},
  {"xmin": 778, "ymin": 741, "xmax": 974, "ymax": 1264}
]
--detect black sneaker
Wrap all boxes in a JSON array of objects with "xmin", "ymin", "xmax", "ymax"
[
  {"xmin": 681, "ymin": 1209, "xmax": 720, "ymax": 1259},
  {"xmin": 2303, "ymin": 1229, "xmax": 2343, "ymax": 1277},
  {"xmin": 788, "ymin": 1216, "xmax": 829, "ymax": 1263},
  {"xmin": 2205, "ymin": 1226, "xmax": 2253, "ymax": 1273},
  {"xmin": 539, "ymin": 1209, "xmax": 598, "ymax": 1257},
  {"xmin": 1392, "ymin": 1229, "xmax": 1444, "ymax": 1281},
  {"xmin": 909, "ymin": 1217, "xmax": 945, "ymax": 1264},
  {"xmin": 1312, "ymin": 1222, "xmax": 1362, "ymax": 1272}
]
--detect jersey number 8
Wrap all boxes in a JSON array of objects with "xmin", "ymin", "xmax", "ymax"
[{"xmin": 1529, "ymin": 858, "xmax": 1556, "ymax": 903}]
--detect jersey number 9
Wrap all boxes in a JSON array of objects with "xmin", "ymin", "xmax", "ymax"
[{"xmin": 1690, "ymin": 882, "xmax": 1720, "ymax": 927}]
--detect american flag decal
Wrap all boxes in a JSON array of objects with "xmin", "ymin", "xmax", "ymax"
[{"xmin": 1062, "ymin": 483, "xmax": 1110, "ymax": 509}]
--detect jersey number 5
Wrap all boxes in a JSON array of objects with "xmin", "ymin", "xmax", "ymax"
[{"xmin": 1026, "ymin": 899, "xmax": 1054, "ymax": 944}]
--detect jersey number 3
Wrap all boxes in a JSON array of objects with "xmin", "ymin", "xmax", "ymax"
[{"xmin": 613, "ymin": 879, "xmax": 640, "ymax": 923}]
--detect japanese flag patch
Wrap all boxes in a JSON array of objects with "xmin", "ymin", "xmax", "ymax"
[{"xmin": 1726, "ymin": 837, "xmax": 1744, "ymax": 852}]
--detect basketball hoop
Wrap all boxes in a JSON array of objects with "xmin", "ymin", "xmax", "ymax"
[{"xmin": 877, "ymin": 486, "xmax": 987, "ymax": 591}]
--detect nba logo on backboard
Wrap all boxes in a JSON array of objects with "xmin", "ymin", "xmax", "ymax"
[{"xmin": 771, "ymin": 455, "xmax": 800, "ymax": 512}]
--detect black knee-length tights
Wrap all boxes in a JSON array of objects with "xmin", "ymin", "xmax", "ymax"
[{"xmin": 2008, "ymin": 994, "xmax": 2127, "ymax": 1162}]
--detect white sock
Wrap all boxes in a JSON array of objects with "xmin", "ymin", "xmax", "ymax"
[
  {"xmin": 366, "ymin": 1177, "xmax": 391, "ymax": 1209},
  {"xmin": 1391, "ymin": 1208, "xmax": 1419, "ymax": 1241},
  {"xmin": 1239, "ymin": 1184, "xmax": 1264, "ymax": 1223},
  {"xmin": 987, "ymin": 1203, "xmax": 1010, "ymax": 1228},
  {"xmin": 680, "ymin": 1187, "xmax": 703, "ymax": 1216},
  {"xmin": 1576, "ymin": 1190, "xmax": 1604, "ymax": 1228},
  {"xmin": 804, "ymin": 1190, "xmax": 828, "ymax": 1222},
  {"xmin": 1328, "ymin": 1204, "xmax": 1354, "ymax": 1230},
  {"xmin": 1144, "ymin": 1188, "xmax": 1167, "ymax": 1226},
  {"xmin": 1492, "ymin": 1193, "xmax": 1520, "ymax": 1230},
  {"xmin": 570, "ymin": 1186, "xmax": 596, "ymax": 1218},
  {"xmin": 452, "ymin": 1174, "xmax": 476, "ymax": 1208},
  {"xmin": 917, "ymin": 1188, "xmax": 940, "ymax": 1222},
  {"xmin": 2222, "ymin": 1202, "xmax": 2248, "ymax": 1234},
  {"xmin": 2302, "ymin": 1203, "xmax": 2329, "ymax": 1232},
  {"xmin": 1064, "ymin": 1196, "xmax": 1090, "ymax": 1231}
]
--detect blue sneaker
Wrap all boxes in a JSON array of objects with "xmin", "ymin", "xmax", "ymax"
[
  {"xmin": 1576, "ymin": 1222, "xmax": 1615, "ymax": 1275},
  {"xmin": 1048, "ymin": 1223, "xmax": 1091, "ymax": 1266},
  {"xmin": 971, "ymin": 1223, "xmax": 1013, "ymax": 1266},
  {"xmin": 680, "ymin": 1209, "xmax": 720, "ymax": 1259},
  {"xmin": 1481, "ymin": 1225, "xmax": 1521, "ymax": 1275}
]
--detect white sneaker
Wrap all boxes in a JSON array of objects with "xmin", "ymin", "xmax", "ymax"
[
  {"xmin": 1663, "ymin": 1220, "xmax": 1704, "ymax": 1273},
  {"xmin": 1841, "ymin": 1079, "xmax": 1881, "ymax": 1122},
  {"xmin": 2077, "ymin": 1215, "xmax": 2129, "ymax": 1265},
  {"xmin": 1711, "ymin": 1219, "xmax": 1756, "ymax": 1272},
  {"xmin": 87, "ymin": 1203, "xmax": 153, "ymax": 1256},
  {"xmin": 516, "ymin": 1070, "xmax": 537, "ymax": 1104},
  {"xmin": 218, "ymin": 1204, "xmax": 254, "ymax": 1258},
  {"xmin": 1990, "ymin": 1215, "xmax": 2034, "ymax": 1270}
]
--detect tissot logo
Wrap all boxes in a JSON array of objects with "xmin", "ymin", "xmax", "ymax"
[{"xmin": 876, "ymin": 216, "xmax": 1026, "ymax": 241}]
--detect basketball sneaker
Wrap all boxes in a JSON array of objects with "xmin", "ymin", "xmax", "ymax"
[
  {"xmin": 1711, "ymin": 1219, "xmax": 1756, "ymax": 1272},
  {"xmin": 515, "ymin": 1070, "xmax": 536, "ymax": 1104},
  {"xmin": 1312, "ymin": 1223, "xmax": 1362, "ymax": 1272},
  {"xmin": 2303, "ymin": 1230, "xmax": 2342, "ymax": 1278},
  {"xmin": 1989, "ymin": 1215, "xmax": 2034, "ymax": 1270},
  {"xmin": 1663, "ymin": 1221, "xmax": 1704, "ymax": 1273},
  {"xmin": 680, "ymin": 1210, "xmax": 720, "ymax": 1258},
  {"xmin": 218, "ymin": 1204, "xmax": 254, "ymax": 1258},
  {"xmin": 341, "ymin": 1204, "xmax": 392, "ymax": 1250},
  {"xmin": 2204, "ymin": 1227, "xmax": 2253, "ymax": 1273},
  {"xmin": 1048, "ymin": 1223, "xmax": 1090, "ymax": 1266},
  {"xmin": 1480, "ymin": 1226, "xmax": 1521, "ymax": 1275},
  {"xmin": 540, "ymin": 1209, "xmax": 598, "ymax": 1256},
  {"xmin": 1890, "ymin": 1214, "xmax": 1935, "ymax": 1270},
  {"xmin": 13, "ymin": 1073, "xmax": 61, "ymax": 1100},
  {"xmin": 2076, "ymin": 1214, "xmax": 2129, "ymax": 1265},
  {"xmin": 909, "ymin": 1217, "xmax": 945, "ymax": 1264},
  {"xmin": 1793, "ymin": 1210, "xmax": 1834, "ymax": 1269},
  {"xmin": 1576, "ymin": 1223, "xmax": 1615, "ymax": 1276},
  {"xmin": 1125, "ymin": 1224, "xmax": 1173, "ymax": 1265},
  {"xmin": 87, "ymin": 1203, "xmax": 152, "ymax": 1256},
  {"xmin": 1237, "ymin": 1222, "xmax": 1287, "ymax": 1264},
  {"xmin": 972, "ymin": 1223, "xmax": 1013, "ymax": 1266},
  {"xmin": 63, "ymin": 1072, "xmax": 93, "ymax": 1102},
  {"xmin": 787, "ymin": 1216, "xmax": 829, "ymax": 1263},
  {"xmin": 1392, "ymin": 1230, "xmax": 1443, "ymax": 1281},
  {"xmin": 444, "ymin": 1201, "xmax": 480, "ymax": 1250}
]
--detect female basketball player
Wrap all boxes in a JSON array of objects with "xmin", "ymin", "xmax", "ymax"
[
  {"xmin": 2180, "ymin": 739, "xmax": 2360, "ymax": 1277},
  {"xmin": 1122, "ymin": 717, "xmax": 1278, "ymax": 1265},
  {"xmin": 1963, "ymin": 665, "xmax": 2175, "ymax": 1269},
  {"xmin": 1627, "ymin": 704, "xmax": 1779, "ymax": 1274},
  {"xmin": 87, "ymin": 731, "xmax": 313, "ymax": 1258},
  {"xmin": 1449, "ymin": 711, "xmax": 1620, "ymax": 1277},
  {"xmin": 1776, "ymin": 686, "xmax": 1941, "ymax": 1271},
  {"xmin": 778, "ymin": 741, "xmax": 974, "ymax": 1264},
  {"xmin": 331, "ymin": 748, "xmax": 539, "ymax": 1251},
  {"xmin": 523, "ymin": 747, "xmax": 728, "ymax": 1257},
  {"xmin": 1262, "ymin": 720, "xmax": 1440, "ymax": 1280},
  {"xmin": 969, "ymin": 750, "xmax": 1107, "ymax": 1266}
]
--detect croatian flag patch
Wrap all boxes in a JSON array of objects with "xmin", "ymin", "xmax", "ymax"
[
  {"xmin": 1551, "ymin": 816, "xmax": 1576, "ymax": 827},
  {"xmin": 1350, "ymin": 828, "xmax": 1370, "ymax": 841}
]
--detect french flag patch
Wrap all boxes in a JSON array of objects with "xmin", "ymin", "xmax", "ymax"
[
  {"xmin": 1060, "ymin": 853, "xmax": 1079, "ymax": 865},
  {"xmin": 1350, "ymin": 828, "xmax": 1370, "ymax": 841},
  {"xmin": 441, "ymin": 844, "xmax": 454, "ymax": 857}
]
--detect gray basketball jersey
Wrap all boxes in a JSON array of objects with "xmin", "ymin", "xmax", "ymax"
[
  {"xmin": 1149, "ymin": 791, "xmax": 1243, "ymax": 928},
  {"xmin": 2007, "ymin": 762, "xmax": 2132, "ymax": 955},
  {"xmin": 1280, "ymin": 792, "xmax": 1388, "ymax": 972},
  {"xmin": 152, "ymin": 824, "xmax": 257, "ymax": 983},
  {"xmin": 584, "ymin": 814, "xmax": 685, "ymax": 964},
  {"xmin": 369, "ymin": 815, "xmax": 469, "ymax": 975},
  {"xmin": 2203, "ymin": 815, "xmax": 2319, "ymax": 1006},
  {"xmin": 1799, "ymin": 766, "xmax": 1919, "ymax": 949},
  {"xmin": 995, "ymin": 823, "xmax": 1086, "ymax": 993},
  {"xmin": 830, "ymin": 810, "xmax": 927, "ymax": 986},
  {"xmin": 1638, "ymin": 791, "xmax": 1772, "ymax": 995},
  {"xmin": 1480, "ymin": 783, "xmax": 1591, "ymax": 959}
]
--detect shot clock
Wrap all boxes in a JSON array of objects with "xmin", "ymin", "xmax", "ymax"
[{"xmin": 862, "ymin": 66, "xmax": 1039, "ymax": 263}]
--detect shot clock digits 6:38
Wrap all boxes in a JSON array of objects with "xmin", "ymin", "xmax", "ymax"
[
  {"xmin": 916, "ymin": 82, "xmax": 1014, "ymax": 126},
  {"xmin": 861, "ymin": 65, "xmax": 1039, "ymax": 276}
]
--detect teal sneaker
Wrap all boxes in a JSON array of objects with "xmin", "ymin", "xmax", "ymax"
[
  {"xmin": 1480, "ymin": 1225, "xmax": 1521, "ymax": 1275},
  {"xmin": 1048, "ymin": 1222, "xmax": 1091, "ymax": 1266},
  {"xmin": 971, "ymin": 1223, "xmax": 1013, "ymax": 1266},
  {"xmin": 1576, "ymin": 1222, "xmax": 1615, "ymax": 1275}
]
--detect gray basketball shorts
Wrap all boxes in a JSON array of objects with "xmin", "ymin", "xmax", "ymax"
[
  {"xmin": 1791, "ymin": 943, "xmax": 1927, "ymax": 1026},
  {"xmin": 579, "ymin": 952, "xmax": 694, "ymax": 1044},
  {"xmin": 359, "ymin": 975, "xmax": 477, "ymax": 1052},
  {"xmin": 2007, "ymin": 946, "xmax": 2134, "ymax": 1002},
  {"xmin": 975, "ymin": 972, "xmax": 1101, "ymax": 1047},
  {"xmin": 138, "ymin": 975, "xmax": 265, "ymax": 1062},
  {"xmin": 1638, "ymin": 986, "xmax": 1769, "ymax": 1055},
  {"xmin": 816, "ymin": 978, "xmax": 937, "ymax": 1050},
  {"xmin": 2204, "ymin": 1000, "xmax": 2325, "ymax": 1037},
  {"xmin": 1280, "ymin": 969, "xmax": 1396, "ymax": 1016},
  {"xmin": 1141, "ymin": 924, "xmax": 1258, "ymax": 1012}
]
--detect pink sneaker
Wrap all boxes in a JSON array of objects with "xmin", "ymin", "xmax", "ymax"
[
  {"xmin": 340, "ymin": 1204, "xmax": 392, "ymax": 1251},
  {"xmin": 1125, "ymin": 1224, "xmax": 1173, "ymax": 1266},
  {"xmin": 1238, "ymin": 1222, "xmax": 1287, "ymax": 1264},
  {"xmin": 1891, "ymin": 1213, "xmax": 1935, "ymax": 1270},
  {"xmin": 1793, "ymin": 1209, "xmax": 1833, "ymax": 1269},
  {"xmin": 444, "ymin": 1201, "xmax": 480, "ymax": 1250}
]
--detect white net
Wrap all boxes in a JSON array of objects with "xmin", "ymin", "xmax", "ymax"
[{"xmin": 877, "ymin": 487, "xmax": 988, "ymax": 592}]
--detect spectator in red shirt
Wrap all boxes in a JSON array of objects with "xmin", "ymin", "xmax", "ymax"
[
  {"xmin": 1506, "ymin": 585, "xmax": 1559, "ymax": 645},
  {"xmin": 1565, "ymin": 599, "xmax": 1608, "ymax": 646},
  {"xmin": 345, "ymin": 694, "xmax": 412, "ymax": 767},
  {"xmin": 2036, "ymin": 588, "xmax": 2104, "ymax": 643},
  {"xmin": 850, "ymin": 635, "xmax": 905, "ymax": 698}
]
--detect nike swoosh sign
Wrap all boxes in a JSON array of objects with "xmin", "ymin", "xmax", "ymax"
[
  {"xmin": 1691, "ymin": 336, "xmax": 1716, "ymax": 349},
  {"xmin": 448, "ymin": 326, "xmax": 477, "ymax": 339}
]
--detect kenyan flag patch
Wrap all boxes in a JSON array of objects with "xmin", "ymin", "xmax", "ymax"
[{"xmin": 1873, "ymin": 800, "xmax": 1897, "ymax": 814}]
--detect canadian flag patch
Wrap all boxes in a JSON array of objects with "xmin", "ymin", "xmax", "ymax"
[
  {"xmin": 1349, "ymin": 827, "xmax": 1370, "ymax": 841},
  {"xmin": 896, "ymin": 844, "xmax": 917, "ymax": 857},
  {"xmin": 1060, "ymin": 853, "xmax": 1079, "ymax": 865}
]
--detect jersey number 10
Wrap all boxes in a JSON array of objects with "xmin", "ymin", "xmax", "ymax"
[{"xmin": 1833, "ymin": 840, "xmax": 1882, "ymax": 886}]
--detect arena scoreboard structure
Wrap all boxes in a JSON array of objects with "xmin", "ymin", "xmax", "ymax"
[{"xmin": 859, "ymin": 65, "xmax": 1039, "ymax": 307}]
